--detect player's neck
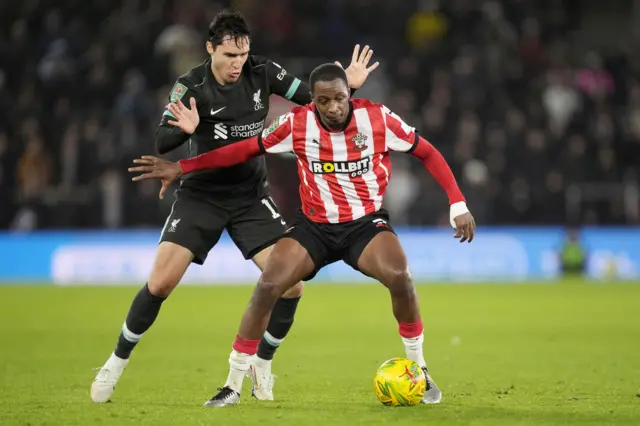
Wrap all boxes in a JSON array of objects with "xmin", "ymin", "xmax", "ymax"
[{"xmin": 319, "ymin": 116, "xmax": 344, "ymax": 132}]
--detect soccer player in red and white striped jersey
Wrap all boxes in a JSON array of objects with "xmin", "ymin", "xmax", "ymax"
[{"xmin": 130, "ymin": 63, "xmax": 475, "ymax": 407}]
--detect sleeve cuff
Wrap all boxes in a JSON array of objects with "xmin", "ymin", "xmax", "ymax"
[
  {"xmin": 406, "ymin": 132, "xmax": 420, "ymax": 154},
  {"xmin": 256, "ymin": 134, "xmax": 266, "ymax": 153},
  {"xmin": 449, "ymin": 201, "xmax": 469, "ymax": 228},
  {"xmin": 178, "ymin": 159, "xmax": 193, "ymax": 175}
]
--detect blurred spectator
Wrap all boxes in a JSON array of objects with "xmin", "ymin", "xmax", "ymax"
[
  {"xmin": 543, "ymin": 69, "xmax": 580, "ymax": 138},
  {"xmin": 406, "ymin": 0, "xmax": 448, "ymax": 50},
  {"xmin": 575, "ymin": 52, "xmax": 615, "ymax": 99},
  {"xmin": 17, "ymin": 137, "xmax": 52, "ymax": 202},
  {"xmin": 559, "ymin": 228, "xmax": 587, "ymax": 277}
]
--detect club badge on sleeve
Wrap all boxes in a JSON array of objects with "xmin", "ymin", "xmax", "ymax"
[{"xmin": 170, "ymin": 82, "xmax": 188, "ymax": 102}]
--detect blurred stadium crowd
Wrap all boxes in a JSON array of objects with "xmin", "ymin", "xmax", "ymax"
[{"xmin": 1, "ymin": 0, "xmax": 639, "ymax": 230}]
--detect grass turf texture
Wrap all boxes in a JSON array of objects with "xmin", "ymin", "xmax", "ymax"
[{"xmin": 0, "ymin": 282, "xmax": 638, "ymax": 425}]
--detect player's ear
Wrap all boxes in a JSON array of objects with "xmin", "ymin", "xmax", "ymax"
[{"xmin": 206, "ymin": 41, "xmax": 215, "ymax": 55}]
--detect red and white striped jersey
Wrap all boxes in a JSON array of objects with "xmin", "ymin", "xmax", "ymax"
[{"xmin": 259, "ymin": 98, "xmax": 418, "ymax": 224}]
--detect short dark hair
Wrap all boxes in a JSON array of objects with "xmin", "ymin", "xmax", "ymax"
[
  {"xmin": 309, "ymin": 63, "xmax": 348, "ymax": 93},
  {"xmin": 208, "ymin": 10, "xmax": 251, "ymax": 46}
]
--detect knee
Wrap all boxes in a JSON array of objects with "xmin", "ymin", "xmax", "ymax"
[
  {"xmin": 148, "ymin": 267, "xmax": 182, "ymax": 297},
  {"xmin": 147, "ymin": 277, "xmax": 179, "ymax": 297},
  {"xmin": 256, "ymin": 275, "xmax": 285, "ymax": 301},
  {"xmin": 148, "ymin": 243, "xmax": 193, "ymax": 297},
  {"xmin": 282, "ymin": 281, "xmax": 304, "ymax": 298},
  {"xmin": 383, "ymin": 268, "xmax": 415, "ymax": 297}
]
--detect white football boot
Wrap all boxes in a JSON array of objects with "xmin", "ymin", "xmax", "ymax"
[
  {"xmin": 248, "ymin": 361, "xmax": 276, "ymax": 400},
  {"xmin": 203, "ymin": 387, "xmax": 241, "ymax": 407},
  {"xmin": 421, "ymin": 367, "xmax": 443, "ymax": 404},
  {"xmin": 91, "ymin": 353, "xmax": 129, "ymax": 403}
]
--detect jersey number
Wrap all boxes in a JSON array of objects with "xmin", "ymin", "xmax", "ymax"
[{"xmin": 261, "ymin": 197, "xmax": 281, "ymax": 219}]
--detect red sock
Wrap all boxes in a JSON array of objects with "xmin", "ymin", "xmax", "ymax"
[
  {"xmin": 232, "ymin": 335, "xmax": 260, "ymax": 355},
  {"xmin": 398, "ymin": 319, "xmax": 424, "ymax": 339}
]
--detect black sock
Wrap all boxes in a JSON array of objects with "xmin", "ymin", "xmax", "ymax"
[
  {"xmin": 257, "ymin": 296, "xmax": 301, "ymax": 361},
  {"xmin": 114, "ymin": 284, "xmax": 167, "ymax": 359}
]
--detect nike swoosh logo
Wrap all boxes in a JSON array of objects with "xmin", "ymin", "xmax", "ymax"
[{"xmin": 210, "ymin": 106, "xmax": 226, "ymax": 115}]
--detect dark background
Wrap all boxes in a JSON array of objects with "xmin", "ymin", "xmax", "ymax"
[{"xmin": 2, "ymin": 0, "xmax": 639, "ymax": 231}]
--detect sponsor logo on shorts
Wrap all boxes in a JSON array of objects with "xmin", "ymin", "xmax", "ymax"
[
  {"xmin": 167, "ymin": 218, "xmax": 181, "ymax": 232},
  {"xmin": 311, "ymin": 157, "xmax": 371, "ymax": 178},
  {"xmin": 373, "ymin": 218, "xmax": 388, "ymax": 228}
]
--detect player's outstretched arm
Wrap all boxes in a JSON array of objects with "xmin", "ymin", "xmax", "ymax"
[
  {"xmin": 336, "ymin": 44, "xmax": 380, "ymax": 90},
  {"xmin": 410, "ymin": 137, "xmax": 476, "ymax": 242},
  {"xmin": 129, "ymin": 112, "xmax": 295, "ymax": 198},
  {"xmin": 128, "ymin": 137, "xmax": 263, "ymax": 198},
  {"xmin": 127, "ymin": 155, "xmax": 183, "ymax": 199},
  {"xmin": 173, "ymin": 111, "xmax": 295, "ymax": 174},
  {"xmin": 178, "ymin": 137, "xmax": 263, "ymax": 172},
  {"xmin": 156, "ymin": 81, "xmax": 199, "ymax": 154},
  {"xmin": 266, "ymin": 45, "xmax": 378, "ymax": 105},
  {"xmin": 383, "ymin": 106, "xmax": 475, "ymax": 242}
]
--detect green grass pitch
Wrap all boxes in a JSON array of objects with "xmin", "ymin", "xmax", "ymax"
[{"xmin": 0, "ymin": 282, "xmax": 638, "ymax": 425}]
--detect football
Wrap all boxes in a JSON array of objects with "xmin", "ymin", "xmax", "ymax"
[{"xmin": 373, "ymin": 358, "xmax": 426, "ymax": 406}]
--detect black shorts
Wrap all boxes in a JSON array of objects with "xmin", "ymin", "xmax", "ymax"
[
  {"xmin": 285, "ymin": 209, "xmax": 396, "ymax": 281},
  {"xmin": 159, "ymin": 188, "xmax": 286, "ymax": 265}
]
